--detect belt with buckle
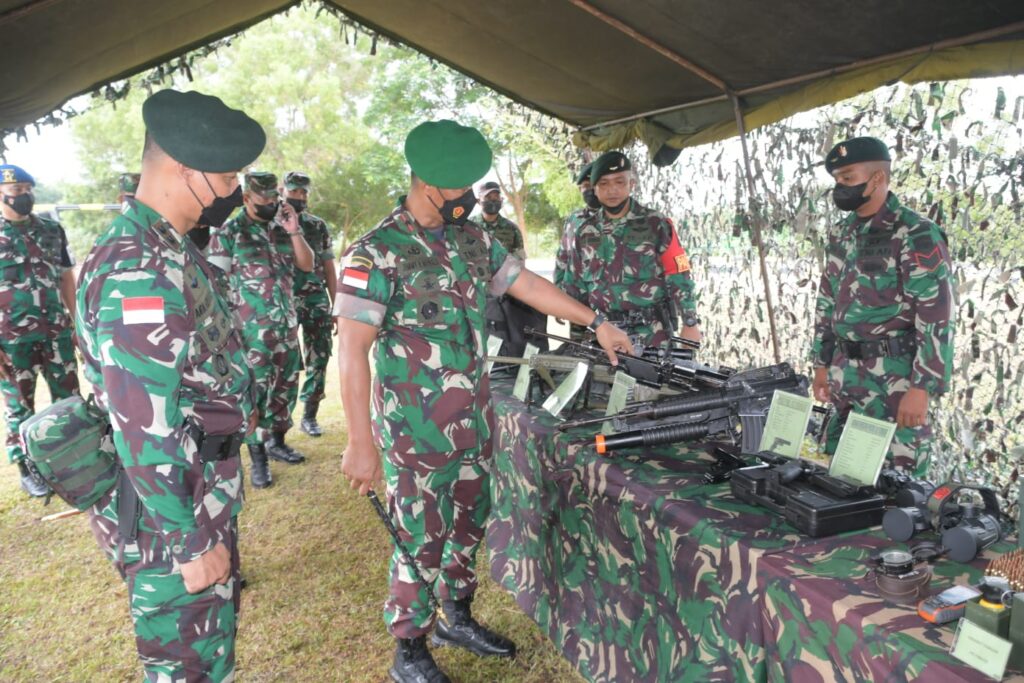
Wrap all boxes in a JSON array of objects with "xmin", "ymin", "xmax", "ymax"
[{"xmin": 838, "ymin": 336, "xmax": 916, "ymax": 360}]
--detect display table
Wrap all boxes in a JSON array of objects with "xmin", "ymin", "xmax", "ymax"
[{"xmin": 486, "ymin": 384, "xmax": 1018, "ymax": 682}]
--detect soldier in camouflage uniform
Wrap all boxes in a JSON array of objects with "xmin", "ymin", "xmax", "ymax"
[
  {"xmin": 554, "ymin": 161, "xmax": 598, "ymax": 293},
  {"xmin": 565, "ymin": 151, "xmax": 700, "ymax": 348},
  {"xmin": 474, "ymin": 180, "xmax": 546, "ymax": 356},
  {"xmin": 811, "ymin": 136, "xmax": 953, "ymax": 476},
  {"xmin": 76, "ymin": 89, "xmax": 263, "ymax": 682},
  {"xmin": 0, "ymin": 163, "xmax": 80, "ymax": 497},
  {"xmin": 209, "ymin": 171, "xmax": 314, "ymax": 488},
  {"xmin": 280, "ymin": 171, "xmax": 336, "ymax": 437},
  {"xmin": 336, "ymin": 120, "xmax": 633, "ymax": 683},
  {"xmin": 117, "ymin": 172, "xmax": 141, "ymax": 203}
]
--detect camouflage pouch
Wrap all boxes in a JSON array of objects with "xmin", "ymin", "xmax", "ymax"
[{"xmin": 19, "ymin": 394, "xmax": 117, "ymax": 510}]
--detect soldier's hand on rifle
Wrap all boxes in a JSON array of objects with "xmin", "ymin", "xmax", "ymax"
[
  {"xmin": 812, "ymin": 367, "xmax": 830, "ymax": 403},
  {"xmin": 897, "ymin": 387, "xmax": 929, "ymax": 429},
  {"xmin": 680, "ymin": 325, "xmax": 701, "ymax": 344},
  {"xmin": 594, "ymin": 322, "xmax": 634, "ymax": 366},
  {"xmin": 342, "ymin": 440, "xmax": 383, "ymax": 496},
  {"xmin": 0, "ymin": 347, "xmax": 10, "ymax": 381},
  {"xmin": 180, "ymin": 542, "xmax": 232, "ymax": 594}
]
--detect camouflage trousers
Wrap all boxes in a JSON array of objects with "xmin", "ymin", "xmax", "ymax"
[
  {"xmin": 826, "ymin": 353, "xmax": 932, "ymax": 477},
  {"xmin": 296, "ymin": 304, "xmax": 333, "ymax": 406},
  {"xmin": 0, "ymin": 333, "xmax": 79, "ymax": 463},
  {"xmin": 89, "ymin": 486, "xmax": 241, "ymax": 682},
  {"xmin": 383, "ymin": 446, "xmax": 492, "ymax": 638},
  {"xmin": 243, "ymin": 324, "xmax": 300, "ymax": 445}
]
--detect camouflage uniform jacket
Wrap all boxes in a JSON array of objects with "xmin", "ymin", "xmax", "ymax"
[
  {"xmin": 568, "ymin": 198, "xmax": 696, "ymax": 317},
  {"xmin": 209, "ymin": 210, "xmax": 298, "ymax": 328},
  {"xmin": 475, "ymin": 214, "xmax": 525, "ymax": 260},
  {"xmin": 292, "ymin": 210, "xmax": 334, "ymax": 313},
  {"xmin": 811, "ymin": 192, "xmax": 954, "ymax": 395},
  {"xmin": 334, "ymin": 206, "xmax": 522, "ymax": 455},
  {"xmin": 554, "ymin": 206, "xmax": 594, "ymax": 297},
  {"xmin": 0, "ymin": 214, "xmax": 74, "ymax": 342},
  {"xmin": 76, "ymin": 199, "xmax": 254, "ymax": 564}
]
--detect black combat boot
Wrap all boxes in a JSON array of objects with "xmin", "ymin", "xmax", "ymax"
[
  {"xmin": 431, "ymin": 595, "xmax": 517, "ymax": 658},
  {"xmin": 299, "ymin": 401, "xmax": 323, "ymax": 437},
  {"xmin": 248, "ymin": 444, "xmax": 273, "ymax": 489},
  {"xmin": 17, "ymin": 461, "xmax": 49, "ymax": 498},
  {"xmin": 264, "ymin": 431, "xmax": 305, "ymax": 464},
  {"xmin": 389, "ymin": 636, "xmax": 450, "ymax": 683}
]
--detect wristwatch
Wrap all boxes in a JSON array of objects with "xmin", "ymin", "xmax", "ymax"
[
  {"xmin": 587, "ymin": 312, "xmax": 606, "ymax": 332},
  {"xmin": 683, "ymin": 314, "xmax": 701, "ymax": 328}
]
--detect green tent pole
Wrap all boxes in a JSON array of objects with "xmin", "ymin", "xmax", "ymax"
[{"xmin": 730, "ymin": 93, "xmax": 782, "ymax": 364}]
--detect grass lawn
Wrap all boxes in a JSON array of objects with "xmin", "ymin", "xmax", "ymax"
[{"xmin": 0, "ymin": 354, "xmax": 584, "ymax": 682}]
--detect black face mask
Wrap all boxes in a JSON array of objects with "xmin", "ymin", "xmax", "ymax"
[
  {"xmin": 253, "ymin": 200, "xmax": 279, "ymax": 222},
  {"xmin": 286, "ymin": 198, "xmax": 307, "ymax": 214},
  {"xmin": 482, "ymin": 199, "xmax": 502, "ymax": 215},
  {"xmin": 3, "ymin": 191, "xmax": 34, "ymax": 217},
  {"xmin": 189, "ymin": 173, "xmax": 243, "ymax": 228},
  {"xmin": 832, "ymin": 181, "xmax": 871, "ymax": 212},
  {"xmin": 602, "ymin": 197, "xmax": 630, "ymax": 214},
  {"xmin": 582, "ymin": 188, "xmax": 600, "ymax": 210},
  {"xmin": 188, "ymin": 225, "xmax": 211, "ymax": 251},
  {"xmin": 431, "ymin": 188, "xmax": 477, "ymax": 226}
]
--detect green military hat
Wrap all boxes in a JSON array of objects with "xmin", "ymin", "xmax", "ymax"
[
  {"xmin": 824, "ymin": 136, "xmax": 891, "ymax": 174},
  {"xmin": 142, "ymin": 89, "xmax": 266, "ymax": 173},
  {"xmin": 283, "ymin": 171, "xmax": 311, "ymax": 190},
  {"xmin": 244, "ymin": 171, "xmax": 279, "ymax": 198},
  {"xmin": 118, "ymin": 173, "xmax": 141, "ymax": 194},
  {"xmin": 404, "ymin": 120, "xmax": 492, "ymax": 189},
  {"xmin": 574, "ymin": 161, "xmax": 594, "ymax": 185},
  {"xmin": 590, "ymin": 151, "xmax": 632, "ymax": 184}
]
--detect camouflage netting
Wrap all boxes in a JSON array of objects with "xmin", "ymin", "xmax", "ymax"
[{"xmin": 632, "ymin": 80, "xmax": 1023, "ymax": 513}]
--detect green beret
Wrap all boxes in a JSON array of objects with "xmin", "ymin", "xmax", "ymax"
[
  {"xmin": 404, "ymin": 120, "xmax": 492, "ymax": 189},
  {"xmin": 824, "ymin": 136, "xmax": 891, "ymax": 174},
  {"xmin": 574, "ymin": 161, "xmax": 594, "ymax": 185},
  {"xmin": 283, "ymin": 171, "xmax": 311, "ymax": 190},
  {"xmin": 119, "ymin": 173, "xmax": 141, "ymax": 193},
  {"xmin": 244, "ymin": 171, "xmax": 279, "ymax": 198},
  {"xmin": 142, "ymin": 89, "xmax": 266, "ymax": 173},
  {"xmin": 590, "ymin": 151, "xmax": 632, "ymax": 184}
]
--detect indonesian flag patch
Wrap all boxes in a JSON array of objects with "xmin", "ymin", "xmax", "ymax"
[
  {"xmin": 342, "ymin": 267, "xmax": 370, "ymax": 290},
  {"xmin": 121, "ymin": 296, "xmax": 165, "ymax": 325}
]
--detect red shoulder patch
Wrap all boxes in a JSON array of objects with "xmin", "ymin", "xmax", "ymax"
[{"xmin": 912, "ymin": 247, "xmax": 943, "ymax": 272}]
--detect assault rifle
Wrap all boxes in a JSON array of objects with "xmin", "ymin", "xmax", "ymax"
[
  {"xmin": 558, "ymin": 363, "xmax": 809, "ymax": 456},
  {"xmin": 525, "ymin": 327, "xmax": 731, "ymax": 392}
]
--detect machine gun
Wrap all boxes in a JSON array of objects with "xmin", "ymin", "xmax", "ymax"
[
  {"xmin": 525, "ymin": 327, "xmax": 731, "ymax": 392},
  {"xmin": 558, "ymin": 363, "xmax": 808, "ymax": 456}
]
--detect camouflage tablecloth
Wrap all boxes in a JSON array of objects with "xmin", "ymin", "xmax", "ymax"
[{"xmin": 486, "ymin": 385, "xmax": 1016, "ymax": 682}]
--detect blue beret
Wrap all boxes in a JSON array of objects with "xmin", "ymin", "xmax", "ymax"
[{"xmin": 0, "ymin": 164, "xmax": 34, "ymax": 185}]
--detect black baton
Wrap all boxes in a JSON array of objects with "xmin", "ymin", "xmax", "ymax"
[{"xmin": 367, "ymin": 490, "xmax": 447, "ymax": 624}]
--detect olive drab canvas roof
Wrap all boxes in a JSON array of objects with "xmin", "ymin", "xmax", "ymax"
[{"xmin": 1, "ymin": 1, "xmax": 1022, "ymax": 162}]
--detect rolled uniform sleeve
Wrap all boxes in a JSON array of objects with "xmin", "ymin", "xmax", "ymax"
[
  {"xmin": 206, "ymin": 224, "xmax": 234, "ymax": 274},
  {"xmin": 333, "ymin": 246, "xmax": 392, "ymax": 327},
  {"xmin": 486, "ymin": 232, "xmax": 522, "ymax": 296},
  {"xmin": 90, "ymin": 269, "xmax": 212, "ymax": 564},
  {"xmin": 659, "ymin": 217, "xmax": 697, "ymax": 315},
  {"xmin": 903, "ymin": 223, "xmax": 954, "ymax": 394}
]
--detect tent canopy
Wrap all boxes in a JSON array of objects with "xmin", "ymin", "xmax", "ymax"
[{"xmin": 2, "ymin": 0, "xmax": 1023, "ymax": 159}]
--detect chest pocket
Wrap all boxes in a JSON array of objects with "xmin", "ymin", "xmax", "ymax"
[
  {"xmin": 619, "ymin": 222, "xmax": 660, "ymax": 281},
  {"xmin": 35, "ymin": 231, "xmax": 64, "ymax": 266},
  {"xmin": 184, "ymin": 260, "xmax": 237, "ymax": 388},
  {"xmin": 855, "ymin": 230, "xmax": 895, "ymax": 276},
  {"xmin": 0, "ymin": 241, "xmax": 25, "ymax": 281}
]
